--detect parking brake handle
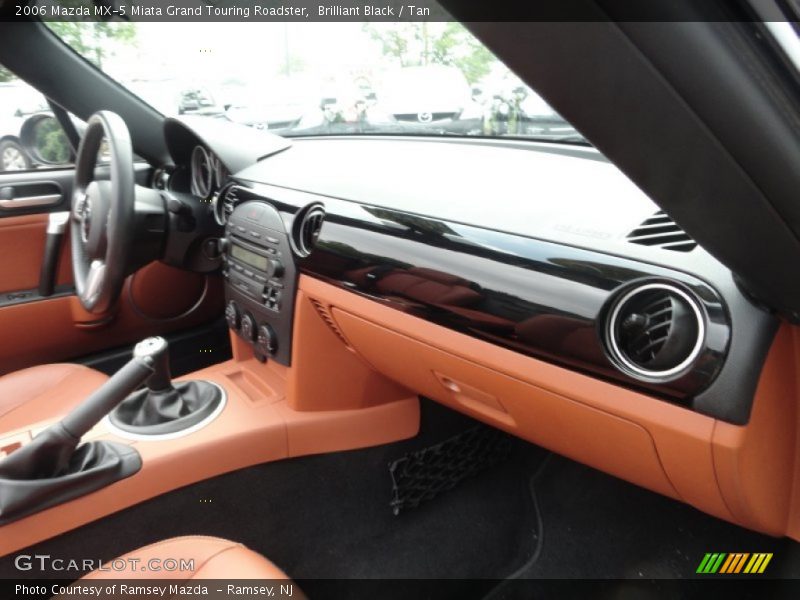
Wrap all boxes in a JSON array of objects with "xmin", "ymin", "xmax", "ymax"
[
  {"xmin": 61, "ymin": 342, "xmax": 160, "ymax": 440},
  {"xmin": 0, "ymin": 338, "xmax": 166, "ymax": 525}
]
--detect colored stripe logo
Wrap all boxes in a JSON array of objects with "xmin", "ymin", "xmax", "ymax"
[{"xmin": 696, "ymin": 553, "xmax": 773, "ymax": 574}]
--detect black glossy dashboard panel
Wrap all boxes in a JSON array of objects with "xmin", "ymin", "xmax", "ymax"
[
  {"xmin": 303, "ymin": 200, "xmax": 731, "ymax": 402},
  {"xmin": 225, "ymin": 181, "xmax": 730, "ymax": 404},
  {"xmin": 224, "ymin": 137, "xmax": 778, "ymax": 424}
]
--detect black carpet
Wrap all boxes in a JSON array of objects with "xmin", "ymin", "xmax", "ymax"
[
  {"xmin": 0, "ymin": 401, "xmax": 545, "ymax": 598},
  {"xmin": 2, "ymin": 399, "xmax": 798, "ymax": 600},
  {"xmin": 486, "ymin": 454, "xmax": 799, "ymax": 600}
]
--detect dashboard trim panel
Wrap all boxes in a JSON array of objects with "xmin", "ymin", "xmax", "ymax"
[{"xmin": 228, "ymin": 179, "xmax": 735, "ymax": 410}]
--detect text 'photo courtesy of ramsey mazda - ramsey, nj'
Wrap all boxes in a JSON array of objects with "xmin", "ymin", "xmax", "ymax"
[{"xmin": 1, "ymin": 0, "xmax": 800, "ymax": 598}]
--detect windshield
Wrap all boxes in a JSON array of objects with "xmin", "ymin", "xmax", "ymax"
[
  {"xmin": 0, "ymin": 81, "xmax": 48, "ymax": 117},
  {"xmin": 48, "ymin": 22, "xmax": 587, "ymax": 143}
]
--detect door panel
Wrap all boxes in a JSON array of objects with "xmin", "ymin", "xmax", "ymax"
[
  {"xmin": 0, "ymin": 167, "xmax": 74, "ymax": 297},
  {"xmin": 0, "ymin": 168, "xmax": 73, "ymax": 217},
  {"xmin": 0, "ymin": 181, "xmax": 62, "ymax": 211},
  {"xmin": 0, "ymin": 164, "xmax": 225, "ymax": 373},
  {"xmin": 0, "ymin": 268, "xmax": 225, "ymax": 376},
  {"xmin": 0, "ymin": 213, "xmax": 72, "ymax": 294}
]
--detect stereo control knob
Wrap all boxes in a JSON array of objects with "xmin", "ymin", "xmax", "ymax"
[
  {"xmin": 217, "ymin": 237, "xmax": 230, "ymax": 255},
  {"xmin": 240, "ymin": 312, "xmax": 256, "ymax": 341},
  {"xmin": 267, "ymin": 258, "xmax": 284, "ymax": 279},
  {"xmin": 256, "ymin": 324, "xmax": 277, "ymax": 355},
  {"xmin": 225, "ymin": 301, "xmax": 240, "ymax": 330}
]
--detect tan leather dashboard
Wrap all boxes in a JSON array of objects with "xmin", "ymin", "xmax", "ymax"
[
  {"xmin": 0, "ymin": 272, "xmax": 796, "ymax": 553},
  {"xmin": 297, "ymin": 275, "xmax": 800, "ymax": 540}
]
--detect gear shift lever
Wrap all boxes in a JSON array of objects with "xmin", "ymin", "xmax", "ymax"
[
  {"xmin": 0, "ymin": 337, "xmax": 166, "ymax": 525},
  {"xmin": 109, "ymin": 337, "xmax": 223, "ymax": 435},
  {"xmin": 137, "ymin": 336, "xmax": 172, "ymax": 392}
]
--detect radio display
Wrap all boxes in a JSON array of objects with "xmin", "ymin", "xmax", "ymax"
[{"xmin": 231, "ymin": 244, "xmax": 269, "ymax": 271}]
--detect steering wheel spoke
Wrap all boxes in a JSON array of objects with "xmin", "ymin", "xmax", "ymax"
[
  {"xmin": 71, "ymin": 193, "xmax": 86, "ymax": 222},
  {"xmin": 84, "ymin": 260, "xmax": 106, "ymax": 305}
]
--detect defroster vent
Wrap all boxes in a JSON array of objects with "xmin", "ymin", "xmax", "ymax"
[{"xmin": 627, "ymin": 211, "xmax": 697, "ymax": 252}]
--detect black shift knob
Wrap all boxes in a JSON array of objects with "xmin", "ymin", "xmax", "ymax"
[
  {"xmin": 110, "ymin": 336, "xmax": 223, "ymax": 436},
  {"xmin": 134, "ymin": 336, "xmax": 172, "ymax": 392}
]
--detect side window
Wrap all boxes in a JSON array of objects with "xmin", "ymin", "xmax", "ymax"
[{"xmin": 0, "ymin": 63, "xmax": 72, "ymax": 173}]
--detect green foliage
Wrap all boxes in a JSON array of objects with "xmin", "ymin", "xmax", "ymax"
[
  {"xmin": 279, "ymin": 55, "xmax": 307, "ymax": 77},
  {"xmin": 46, "ymin": 19, "xmax": 136, "ymax": 69},
  {"xmin": 363, "ymin": 22, "xmax": 495, "ymax": 84},
  {"xmin": 364, "ymin": 23, "xmax": 415, "ymax": 67},
  {"xmin": 0, "ymin": 66, "xmax": 16, "ymax": 83},
  {"xmin": 35, "ymin": 118, "xmax": 71, "ymax": 164},
  {"xmin": 1, "ymin": 15, "xmax": 136, "ymax": 82},
  {"xmin": 429, "ymin": 23, "xmax": 496, "ymax": 85}
]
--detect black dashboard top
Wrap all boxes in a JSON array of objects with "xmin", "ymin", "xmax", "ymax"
[
  {"xmin": 164, "ymin": 116, "xmax": 291, "ymax": 175},
  {"xmin": 210, "ymin": 134, "xmax": 776, "ymax": 425},
  {"xmin": 235, "ymin": 136, "xmax": 727, "ymax": 281}
]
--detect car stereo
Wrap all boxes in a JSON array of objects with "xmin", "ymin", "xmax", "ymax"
[{"xmin": 222, "ymin": 198, "xmax": 297, "ymax": 365}]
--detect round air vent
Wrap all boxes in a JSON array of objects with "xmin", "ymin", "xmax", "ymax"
[
  {"xmin": 290, "ymin": 203, "xmax": 325, "ymax": 257},
  {"xmin": 213, "ymin": 182, "xmax": 238, "ymax": 226},
  {"xmin": 605, "ymin": 282, "xmax": 705, "ymax": 381}
]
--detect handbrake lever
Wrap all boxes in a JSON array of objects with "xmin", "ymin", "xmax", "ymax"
[
  {"xmin": 62, "ymin": 348, "xmax": 157, "ymax": 439},
  {"xmin": 0, "ymin": 338, "xmax": 165, "ymax": 524}
]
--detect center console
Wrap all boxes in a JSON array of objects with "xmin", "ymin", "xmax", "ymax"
[
  {"xmin": 221, "ymin": 195, "xmax": 298, "ymax": 365},
  {"xmin": 0, "ymin": 191, "xmax": 421, "ymax": 554}
]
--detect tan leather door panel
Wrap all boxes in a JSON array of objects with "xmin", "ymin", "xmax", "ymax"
[
  {"xmin": 0, "ymin": 213, "xmax": 72, "ymax": 295},
  {"xmin": 0, "ymin": 212, "xmax": 224, "ymax": 375}
]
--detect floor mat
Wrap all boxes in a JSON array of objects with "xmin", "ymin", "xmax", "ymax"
[
  {"xmin": 4, "ymin": 400, "xmax": 797, "ymax": 600},
  {"xmin": 486, "ymin": 454, "xmax": 798, "ymax": 599},
  {"xmin": 0, "ymin": 400, "xmax": 545, "ymax": 598}
]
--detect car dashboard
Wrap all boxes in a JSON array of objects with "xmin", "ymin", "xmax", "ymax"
[
  {"xmin": 188, "ymin": 135, "xmax": 775, "ymax": 427},
  {"xmin": 0, "ymin": 115, "xmax": 782, "ymax": 544},
  {"xmin": 172, "ymin": 132, "xmax": 793, "ymax": 539},
  {"xmin": 145, "ymin": 115, "xmax": 793, "ymax": 537}
]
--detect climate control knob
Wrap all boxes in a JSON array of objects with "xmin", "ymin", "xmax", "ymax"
[
  {"xmin": 256, "ymin": 324, "xmax": 278, "ymax": 355},
  {"xmin": 225, "ymin": 301, "xmax": 240, "ymax": 330},
  {"xmin": 267, "ymin": 258, "xmax": 284, "ymax": 279},
  {"xmin": 240, "ymin": 312, "xmax": 256, "ymax": 341}
]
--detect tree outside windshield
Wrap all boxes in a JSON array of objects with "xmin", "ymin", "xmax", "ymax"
[{"xmin": 46, "ymin": 21, "xmax": 586, "ymax": 143}]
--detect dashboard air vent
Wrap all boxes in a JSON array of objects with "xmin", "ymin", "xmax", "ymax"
[
  {"xmin": 291, "ymin": 203, "xmax": 325, "ymax": 258},
  {"xmin": 213, "ymin": 183, "xmax": 238, "ymax": 226},
  {"xmin": 627, "ymin": 211, "xmax": 697, "ymax": 252},
  {"xmin": 606, "ymin": 282, "xmax": 705, "ymax": 381},
  {"xmin": 308, "ymin": 298, "xmax": 353, "ymax": 349}
]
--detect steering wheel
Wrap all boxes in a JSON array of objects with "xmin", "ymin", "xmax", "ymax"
[{"xmin": 71, "ymin": 111, "xmax": 135, "ymax": 314}]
